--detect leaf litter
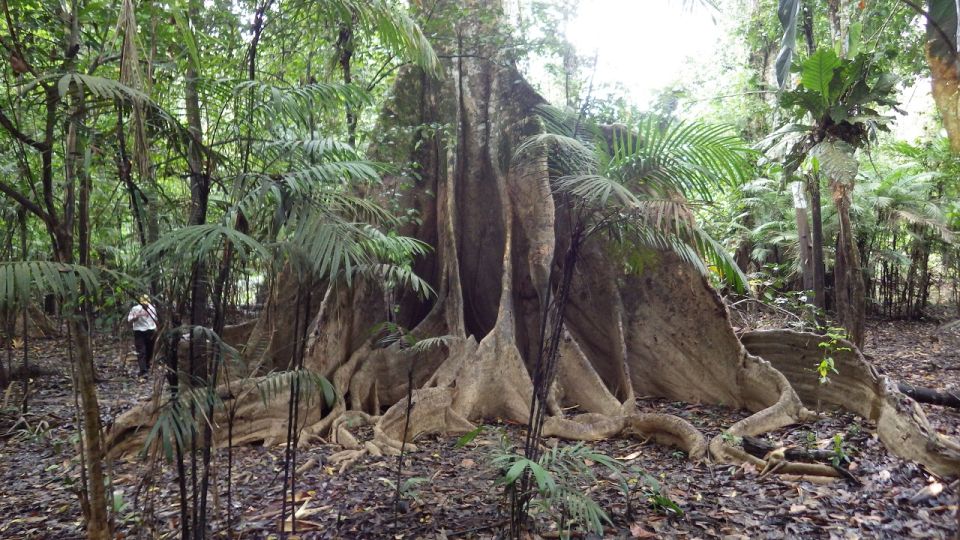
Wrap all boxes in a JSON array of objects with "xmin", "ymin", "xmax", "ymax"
[{"xmin": 0, "ymin": 317, "xmax": 957, "ymax": 538}]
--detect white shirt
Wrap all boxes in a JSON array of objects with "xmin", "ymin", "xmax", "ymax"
[{"xmin": 127, "ymin": 303, "xmax": 158, "ymax": 332}]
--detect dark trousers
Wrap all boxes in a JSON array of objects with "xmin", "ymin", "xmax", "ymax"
[{"xmin": 133, "ymin": 329, "xmax": 155, "ymax": 376}]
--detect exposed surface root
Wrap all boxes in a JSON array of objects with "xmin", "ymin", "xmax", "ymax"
[
  {"xmin": 542, "ymin": 413, "xmax": 708, "ymax": 459},
  {"xmin": 741, "ymin": 330, "xmax": 960, "ymax": 476}
]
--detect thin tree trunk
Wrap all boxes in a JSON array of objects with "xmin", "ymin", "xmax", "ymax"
[
  {"xmin": 809, "ymin": 175, "xmax": 826, "ymax": 311},
  {"xmin": 832, "ymin": 183, "xmax": 865, "ymax": 348},
  {"xmin": 69, "ymin": 317, "xmax": 110, "ymax": 540},
  {"xmin": 115, "ymin": 103, "xmax": 148, "ymax": 247},
  {"xmin": 19, "ymin": 211, "xmax": 28, "ymax": 412},
  {"xmin": 184, "ymin": 3, "xmax": 210, "ymax": 378},
  {"xmin": 63, "ymin": 4, "xmax": 109, "ymax": 535},
  {"xmin": 336, "ymin": 17, "xmax": 358, "ymax": 147},
  {"xmin": 792, "ymin": 182, "xmax": 814, "ymax": 291}
]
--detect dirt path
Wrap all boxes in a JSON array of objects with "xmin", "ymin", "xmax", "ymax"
[{"xmin": 1, "ymin": 321, "xmax": 958, "ymax": 539}]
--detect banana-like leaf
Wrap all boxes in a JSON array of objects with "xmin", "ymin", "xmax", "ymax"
[
  {"xmin": 801, "ymin": 49, "xmax": 841, "ymax": 101},
  {"xmin": 775, "ymin": 0, "xmax": 801, "ymax": 89}
]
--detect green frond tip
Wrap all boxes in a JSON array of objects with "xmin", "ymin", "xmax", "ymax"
[
  {"xmin": 142, "ymin": 386, "xmax": 224, "ymax": 462},
  {"xmin": 255, "ymin": 369, "xmax": 336, "ymax": 410},
  {"xmin": 143, "ymin": 224, "xmax": 272, "ymax": 274},
  {"xmin": 358, "ymin": 0, "xmax": 440, "ymax": 77},
  {"xmin": 322, "ymin": 0, "xmax": 439, "ymax": 77},
  {"xmin": 0, "ymin": 261, "xmax": 141, "ymax": 310}
]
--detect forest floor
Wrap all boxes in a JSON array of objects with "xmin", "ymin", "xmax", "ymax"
[{"xmin": 1, "ymin": 315, "xmax": 959, "ymax": 539}]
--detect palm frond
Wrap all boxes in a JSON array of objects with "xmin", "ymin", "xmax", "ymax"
[
  {"xmin": 553, "ymin": 174, "xmax": 641, "ymax": 209},
  {"xmin": 372, "ymin": 323, "xmax": 455, "ymax": 352},
  {"xmin": 142, "ymin": 383, "xmax": 228, "ymax": 461},
  {"xmin": 892, "ymin": 209, "xmax": 955, "ymax": 242},
  {"xmin": 281, "ymin": 215, "xmax": 370, "ymax": 282},
  {"xmin": 615, "ymin": 223, "xmax": 709, "ymax": 277},
  {"xmin": 616, "ymin": 116, "xmax": 753, "ymax": 201},
  {"xmin": 264, "ymin": 138, "xmax": 362, "ymax": 161},
  {"xmin": 233, "ymin": 79, "xmax": 370, "ymax": 114},
  {"xmin": 59, "ymin": 73, "xmax": 150, "ymax": 102},
  {"xmin": 143, "ymin": 224, "xmax": 273, "ymax": 275},
  {"xmin": 353, "ymin": 0, "xmax": 441, "ymax": 76},
  {"xmin": 255, "ymin": 369, "xmax": 336, "ymax": 409},
  {"xmin": 530, "ymin": 104, "xmax": 599, "ymax": 141},
  {"xmin": 514, "ymin": 133, "xmax": 598, "ymax": 175},
  {"xmin": 689, "ymin": 227, "xmax": 750, "ymax": 293},
  {"xmin": 349, "ymin": 263, "xmax": 435, "ymax": 299},
  {"xmin": 143, "ymin": 399, "xmax": 193, "ymax": 462},
  {"xmin": 0, "ymin": 261, "xmax": 139, "ymax": 310},
  {"xmin": 407, "ymin": 335, "xmax": 457, "ymax": 354},
  {"xmin": 631, "ymin": 198, "xmax": 697, "ymax": 236},
  {"xmin": 283, "ymin": 160, "xmax": 384, "ymax": 188}
]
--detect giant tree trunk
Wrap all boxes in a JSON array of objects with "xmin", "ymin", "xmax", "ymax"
[
  {"xmin": 108, "ymin": 0, "xmax": 960, "ymax": 480},
  {"xmin": 927, "ymin": 0, "xmax": 960, "ymax": 152}
]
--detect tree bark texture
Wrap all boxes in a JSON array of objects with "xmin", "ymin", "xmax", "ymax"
[
  {"xmin": 927, "ymin": 0, "xmax": 960, "ymax": 152},
  {"xmin": 107, "ymin": 1, "xmax": 960, "ymax": 479},
  {"xmin": 831, "ymin": 180, "xmax": 866, "ymax": 348}
]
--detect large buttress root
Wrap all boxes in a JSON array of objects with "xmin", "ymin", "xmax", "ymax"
[{"xmin": 741, "ymin": 330, "xmax": 960, "ymax": 476}]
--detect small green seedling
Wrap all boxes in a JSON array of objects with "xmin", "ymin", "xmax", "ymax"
[{"xmin": 816, "ymin": 327, "xmax": 850, "ymax": 384}]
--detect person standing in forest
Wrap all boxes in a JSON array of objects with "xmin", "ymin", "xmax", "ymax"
[{"xmin": 127, "ymin": 294, "xmax": 157, "ymax": 378}]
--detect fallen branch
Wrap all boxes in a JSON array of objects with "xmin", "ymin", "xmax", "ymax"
[
  {"xmin": 898, "ymin": 383, "xmax": 960, "ymax": 410},
  {"xmin": 742, "ymin": 436, "xmax": 835, "ymax": 462},
  {"xmin": 741, "ymin": 436, "xmax": 860, "ymax": 484}
]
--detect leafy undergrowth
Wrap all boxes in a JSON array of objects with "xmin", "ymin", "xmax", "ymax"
[{"xmin": 0, "ymin": 318, "xmax": 958, "ymax": 539}]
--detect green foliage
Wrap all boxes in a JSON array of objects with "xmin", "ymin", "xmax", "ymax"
[
  {"xmin": 517, "ymin": 104, "xmax": 753, "ymax": 293},
  {"xmin": 372, "ymin": 321, "xmax": 456, "ymax": 352},
  {"xmin": 0, "ymin": 261, "xmax": 139, "ymax": 312},
  {"xmin": 816, "ymin": 326, "xmax": 850, "ymax": 384},
  {"xmin": 455, "ymin": 426, "xmax": 485, "ymax": 448},
  {"xmin": 800, "ymin": 49, "xmax": 842, "ymax": 101},
  {"xmin": 720, "ymin": 431, "xmax": 743, "ymax": 446},
  {"xmin": 143, "ymin": 224, "xmax": 273, "ymax": 275},
  {"xmin": 831, "ymin": 433, "xmax": 851, "ymax": 467},
  {"xmin": 491, "ymin": 436, "xmax": 636, "ymax": 536},
  {"xmin": 328, "ymin": 0, "xmax": 441, "ymax": 76},
  {"xmin": 779, "ymin": 48, "xmax": 898, "ymax": 134},
  {"xmin": 378, "ymin": 476, "xmax": 429, "ymax": 503},
  {"xmin": 639, "ymin": 473, "xmax": 684, "ymax": 517}
]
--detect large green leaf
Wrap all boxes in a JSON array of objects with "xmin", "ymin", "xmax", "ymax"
[{"xmin": 801, "ymin": 49, "xmax": 841, "ymax": 101}]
